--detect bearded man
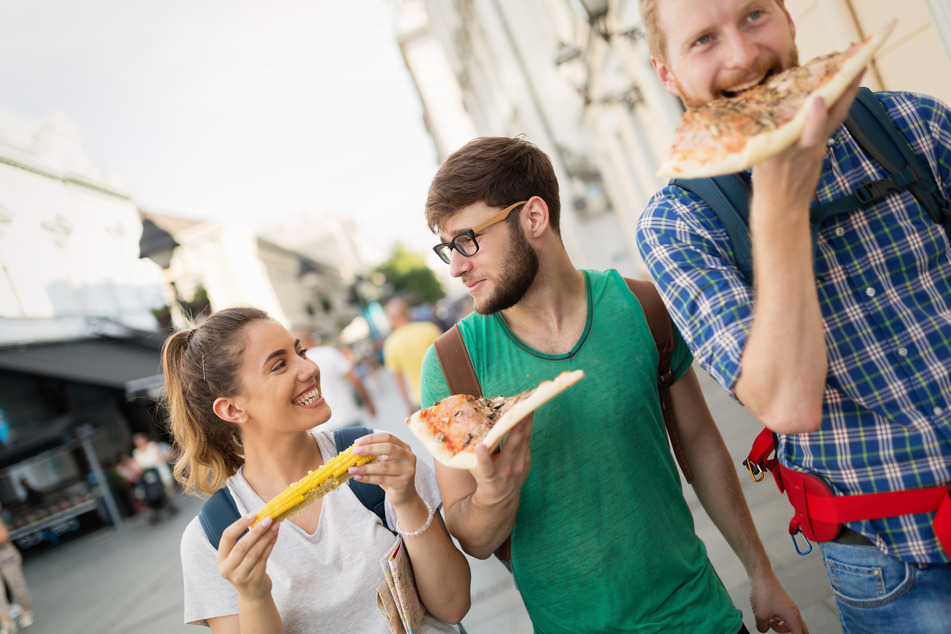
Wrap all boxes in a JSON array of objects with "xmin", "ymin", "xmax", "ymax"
[
  {"xmin": 419, "ymin": 135, "xmax": 807, "ymax": 633},
  {"xmin": 635, "ymin": 2, "xmax": 951, "ymax": 633}
]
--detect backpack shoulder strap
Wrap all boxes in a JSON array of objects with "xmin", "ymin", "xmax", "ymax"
[
  {"xmin": 334, "ymin": 426, "xmax": 389, "ymax": 530},
  {"xmin": 199, "ymin": 487, "xmax": 244, "ymax": 549},
  {"xmin": 843, "ymin": 87, "xmax": 951, "ymax": 230},
  {"xmin": 433, "ymin": 324, "xmax": 482, "ymax": 397},
  {"xmin": 670, "ymin": 175, "xmax": 755, "ymax": 284},
  {"xmin": 624, "ymin": 277, "xmax": 695, "ymax": 483},
  {"xmin": 433, "ymin": 325, "xmax": 517, "ymax": 564}
]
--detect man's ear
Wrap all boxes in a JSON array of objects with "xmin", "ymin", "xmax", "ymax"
[
  {"xmin": 523, "ymin": 196, "xmax": 550, "ymax": 238},
  {"xmin": 653, "ymin": 57, "xmax": 682, "ymax": 96},
  {"xmin": 213, "ymin": 396, "xmax": 247, "ymax": 424},
  {"xmin": 783, "ymin": 7, "xmax": 796, "ymax": 41}
]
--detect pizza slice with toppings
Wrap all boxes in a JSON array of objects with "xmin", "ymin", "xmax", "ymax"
[
  {"xmin": 407, "ymin": 370, "xmax": 585, "ymax": 469},
  {"xmin": 657, "ymin": 19, "xmax": 896, "ymax": 179}
]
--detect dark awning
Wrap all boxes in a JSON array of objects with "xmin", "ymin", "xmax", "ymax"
[
  {"xmin": 0, "ymin": 415, "xmax": 91, "ymax": 470},
  {"xmin": 0, "ymin": 336, "xmax": 166, "ymax": 398}
]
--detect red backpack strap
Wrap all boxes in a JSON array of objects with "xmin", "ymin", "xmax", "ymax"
[
  {"xmin": 624, "ymin": 277, "xmax": 695, "ymax": 484},
  {"xmin": 434, "ymin": 326, "xmax": 516, "ymax": 562}
]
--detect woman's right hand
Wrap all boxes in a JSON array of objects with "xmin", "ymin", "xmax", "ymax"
[{"xmin": 216, "ymin": 513, "xmax": 280, "ymax": 600}]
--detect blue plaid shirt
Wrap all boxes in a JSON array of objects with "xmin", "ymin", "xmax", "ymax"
[{"xmin": 636, "ymin": 91, "xmax": 951, "ymax": 564}]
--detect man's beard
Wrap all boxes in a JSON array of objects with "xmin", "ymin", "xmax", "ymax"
[
  {"xmin": 473, "ymin": 225, "xmax": 539, "ymax": 316},
  {"xmin": 677, "ymin": 45, "xmax": 800, "ymax": 110}
]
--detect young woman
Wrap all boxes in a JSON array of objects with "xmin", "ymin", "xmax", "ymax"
[{"xmin": 162, "ymin": 307, "xmax": 470, "ymax": 633}]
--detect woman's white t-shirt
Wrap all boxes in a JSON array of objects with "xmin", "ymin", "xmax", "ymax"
[{"xmin": 180, "ymin": 429, "xmax": 457, "ymax": 633}]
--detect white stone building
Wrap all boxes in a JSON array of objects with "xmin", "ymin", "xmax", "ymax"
[
  {"xmin": 397, "ymin": 0, "xmax": 951, "ymax": 275},
  {"xmin": 0, "ymin": 105, "xmax": 163, "ymax": 345}
]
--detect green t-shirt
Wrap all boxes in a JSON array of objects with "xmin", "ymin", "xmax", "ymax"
[{"xmin": 420, "ymin": 269, "xmax": 741, "ymax": 633}]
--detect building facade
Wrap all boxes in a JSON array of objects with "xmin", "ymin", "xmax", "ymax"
[
  {"xmin": 398, "ymin": 0, "xmax": 951, "ymax": 275},
  {"xmin": 0, "ymin": 105, "xmax": 170, "ymax": 546},
  {"xmin": 141, "ymin": 209, "xmax": 361, "ymax": 341},
  {"xmin": 0, "ymin": 103, "xmax": 362, "ymax": 550}
]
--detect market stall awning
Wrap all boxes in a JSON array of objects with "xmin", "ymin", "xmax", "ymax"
[{"xmin": 0, "ymin": 336, "xmax": 165, "ymax": 397}]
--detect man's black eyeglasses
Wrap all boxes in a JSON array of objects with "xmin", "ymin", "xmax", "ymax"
[{"xmin": 432, "ymin": 201, "xmax": 527, "ymax": 264}]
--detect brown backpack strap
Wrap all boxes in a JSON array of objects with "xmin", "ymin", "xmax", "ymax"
[
  {"xmin": 624, "ymin": 278, "xmax": 695, "ymax": 484},
  {"xmin": 433, "ymin": 326, "xmax": 514, "ymax": 562},
  {"xmin": 433, "ymin": 325, "xmax": 482, "ymax": 398}
]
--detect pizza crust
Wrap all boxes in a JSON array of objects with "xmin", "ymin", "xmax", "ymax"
[
  {"xmin": 407, "ymin": 369, "xmax": 585, "ymax": 469},
  {"xmin": 657, "ymin": 19, "xmax": 896, "ymax": 179}
]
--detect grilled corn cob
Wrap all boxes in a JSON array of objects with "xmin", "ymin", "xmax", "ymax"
[{"xmin": 252, "ymin": 445, "xmax": 375, "ymax": 525}]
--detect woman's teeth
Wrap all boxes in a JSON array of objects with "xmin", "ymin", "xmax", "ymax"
[{"xmin": 295, "ymin": 388, "xmax": 321, "ymax": 406}]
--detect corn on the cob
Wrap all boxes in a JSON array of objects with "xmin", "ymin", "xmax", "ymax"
[{"xmin": 252, "ymin": 445, "xmax": 375, "ymax": 526}]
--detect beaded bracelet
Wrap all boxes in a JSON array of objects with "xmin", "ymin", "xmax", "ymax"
[{"xmin": 395, "ymin": 501, "xmax": 435, "ymax": 537}]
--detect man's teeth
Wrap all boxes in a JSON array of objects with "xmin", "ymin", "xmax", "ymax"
[
  {"xmin": 295, "ymin": 388, "xmax": 321, "ymax": 405},
  {"xmin": 723, "ymin": 75, "xmax": 766, "ymax": 97}
]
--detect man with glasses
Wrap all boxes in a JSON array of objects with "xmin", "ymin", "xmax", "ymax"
[{"xmin": 419, "ymin": 136, "xmax": 806, "ymax": 633}]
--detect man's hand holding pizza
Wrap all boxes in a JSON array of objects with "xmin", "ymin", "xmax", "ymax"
[
  {"xmin": 751, "ymin": 71, "xmax": 864, "ymax": 215},
  {"xmin": 735, "ymin": 72, "xmax": 864, "ymax": 435},
  {"xmin": 413, "ymin": 370, "xmax": 582, "ymax": 559},
  {"xmin": 470, "ymin": 412, "xmax": 534, "ymax": 506},
  {"xmin": 434, "ymin": 413, "xmax": 535, "ymax": 560}
]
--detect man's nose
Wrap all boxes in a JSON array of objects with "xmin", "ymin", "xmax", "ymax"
[
  {"xmin": 448, "ymin": 249, "xmax": 471, "ymax": 277},
  {"xmin": 723, "ymin": 30, "xmax": 758, "ymax": 69}
]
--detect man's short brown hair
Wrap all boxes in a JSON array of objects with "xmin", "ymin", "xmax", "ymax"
[
  {"xmin": 425, "ymin": 136, "xmax": 561, "ymax": 235},
  {"xmin": 640, "ymin": 0, "xmax": 787, "ymax": 65}
]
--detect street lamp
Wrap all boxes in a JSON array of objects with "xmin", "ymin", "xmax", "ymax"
[
  {"xmin": 138, "ymin": 218, "xmax": 183, "ymax": 326},
  {"xmin": 138, "ymin": 218, "xmax": 179, "ymax": 269}
]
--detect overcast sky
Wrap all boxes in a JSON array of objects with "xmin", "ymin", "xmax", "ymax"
[{"xmin": 0, "ymin": 0, "xmax": 441, "ymax": 253}]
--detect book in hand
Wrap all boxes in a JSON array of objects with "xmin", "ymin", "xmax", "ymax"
[{"xmin": 376, "ymin": 537, "xmax": 425, "ymax": 634}]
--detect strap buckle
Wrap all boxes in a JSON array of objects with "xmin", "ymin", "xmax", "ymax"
[{"xmin": 854, "ymin": 166, "xmax": 919, "ymax": 204}]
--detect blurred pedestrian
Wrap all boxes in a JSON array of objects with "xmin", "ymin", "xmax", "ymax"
[
  {"xmin": 294, "ymin": 328, "xmax": 377, "ymax": 431},
  {"xmin": 116, "ymin": 453, "xmax": 144, "ymax": 484},
  {"xmin": 133, "ymin": 433, "xmax": 178, "ymax": 517},
  {"xmin": 115, "ymin": 454, "xmax": 146, "ymax": 515},
  {"xmin": 382, "ymin": 298, "xmax": 442, "ymax": 415},
  {"xmin": 0, "ymin": 518, "xmax": 33, "ymax": 632},
  {"xmin": 132, "ymin": 433, "xmax": 173, "ymax": 492}
]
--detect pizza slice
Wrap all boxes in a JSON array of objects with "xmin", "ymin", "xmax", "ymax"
[
  {"xmin": 407, "ymin": 369, "xmax": 585, "ymax": 469},
  {"xmin": 657, "ymin": 18, "xmax": 896, "ymax": 179}
]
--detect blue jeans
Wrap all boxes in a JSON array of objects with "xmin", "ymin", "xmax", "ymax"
[{"xmin": 820, "ymin": 540, "xmax": 951, "ymax": 633}]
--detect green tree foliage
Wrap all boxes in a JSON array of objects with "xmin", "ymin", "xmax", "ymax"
[{"xmin": 376, "ymin": 243, "xmax": 444, "ymax": 305}]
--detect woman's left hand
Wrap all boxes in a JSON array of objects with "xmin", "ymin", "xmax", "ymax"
[{"xmin": 350, "ymin": 432, "xmax": 418, "ymax": 507}]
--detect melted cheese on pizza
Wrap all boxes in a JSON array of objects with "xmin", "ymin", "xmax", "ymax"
[
  {"xmin": 419, "ymin": 394, "xmax": 500, "ymax": 456},
  {"xmin": 419, "ymin": 390, "xmax": 535, "ymax": 456}
]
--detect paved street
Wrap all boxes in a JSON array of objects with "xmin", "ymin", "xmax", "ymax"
[{"xmin": 19, "ymin": 366, "xmax": 841, "ymax": 633}]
